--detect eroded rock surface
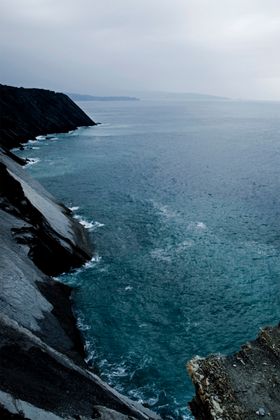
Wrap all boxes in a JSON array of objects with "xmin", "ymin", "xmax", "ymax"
[{"xmin": 188, "ymin": 325, "xmax": 280, "ymax": 419}]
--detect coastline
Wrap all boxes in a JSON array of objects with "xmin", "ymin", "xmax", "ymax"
[
  {"xmin": 4, "ymin": 83, "xmax": 280, "ymax": 419},
  {"xmin": 0, "ymin": 84, "xmax": 160, "ymax": 419}
]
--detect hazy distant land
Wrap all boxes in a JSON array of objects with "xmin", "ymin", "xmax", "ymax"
[
  {"xmin": 68, "ymin": 91, "xmax": 230, "ymax": 102},
  {"xmin": 68, "ymin": 93, "xmax": 140, "ymax": 102}
]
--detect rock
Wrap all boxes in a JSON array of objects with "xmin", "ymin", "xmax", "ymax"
[
  {"xmin": 188, "ymin": 326, "xmax": 280, "ymax": 419},
  {"xmin": 93, "ymin": 405, "xmax": 138, "ymax": 419},
  {"xmin": 256, "ymin": 408, "xmax": 266, "ymax": 416},
  {"xmin": 0, "ymin": 314, "xmax": 159, "ymax": 419},
  {"xmin": 0, "ymin": 86, "xmax": 160, "ymax": 419},
  {"xmin": 0, "ymin": 84, "xmax": 96, "ymax": 150},
  {"xmin": 0, "ymin": 151, "xmax": 91, "ymax": 275}
]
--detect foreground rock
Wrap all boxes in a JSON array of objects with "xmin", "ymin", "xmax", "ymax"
[
  {"xmin": 188, "ymin": 325, "xmax": 280, "ymax": 419},
  {"xmin": 0, "ymin": 86, "xmax": 160, "ymax": 419},
  {"xmin": 0, "ymin": 314, "xmax": 158, "ymax": 419},
  {"xmin": 0, "ymin": 151, "xmax": 159, "ymax": 419},
  {"xmin": 0, "ymin": 84, "xmax": 95, "ymax": 149}
]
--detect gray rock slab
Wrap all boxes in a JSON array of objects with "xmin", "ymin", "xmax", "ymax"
[{"xmin": 0, "ymin": 314, "xmax": 160, "ymax": 419}]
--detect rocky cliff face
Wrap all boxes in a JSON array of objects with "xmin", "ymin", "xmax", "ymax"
[
  {"xmin": 0, "ymin": 86, "xmax": 159, "ymax": 419},
  {"xmin": 0, "ymin": 84, "xmax": 95, "ymax": 149},
  {"xmin": 188, "ymin": 325, "xmax": 280, "ymax": 419}
]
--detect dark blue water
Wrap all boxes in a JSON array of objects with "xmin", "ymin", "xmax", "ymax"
[{"xmin": 17, "ymin": 99, "xmax": 280, "ymax": 419}]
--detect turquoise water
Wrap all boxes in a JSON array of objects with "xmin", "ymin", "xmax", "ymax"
[{"xmin": 17, "ymin": 99, "xmax": 280, "ymax": 419}]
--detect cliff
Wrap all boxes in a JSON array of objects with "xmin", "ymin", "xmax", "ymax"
[
  {"xmin": 188, "ymin": 325, "xmax": 280, "ymax": 419},
  {"xmin": 0, "ymin": 84, "xmax": 95, "ymax": 150},
  {"xmin": 0, "ymin": 86, "xmax": 159, "ymax": 419}
]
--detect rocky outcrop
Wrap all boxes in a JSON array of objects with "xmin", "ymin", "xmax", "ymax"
[
  {"xmin": 188, "ymin": 325, "xmax": 280, "ymax": 419},
  {"xmin": 0, "ymin": 150, "xmax": 91, "ymax": 276},
  {"xmin": 0, "ymin": 84, "xmax": 96, "ymax": 150},
  {"xmin": 0, "ymin": 86, "xmax": 160, "ymax": 419},
  {"xmin": 0, "ymin": 314, "xmax": 158, "ymax": 419}
]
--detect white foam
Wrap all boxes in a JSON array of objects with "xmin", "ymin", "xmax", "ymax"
[
  {"xmin": 76, "ymin": 316, "xmax": 91, "ymax": 331},
  {"xmin": 73, "ymin": 215, "xmax": 94, "ymax": 229},
  {"xmin": 150, "ymin": 240, "xmax": 193, "ymax": 262},
  {"xmin": 84, "ymin": 255, "xmax": 102, "ymax": 269},
  {"xmin": 74, "ymin": 214, "xmax": 104, "ymax": 231},
  {"xmin": 176, "ymin": 240, "xmax": 194, "ymax": 251},
  {"xmin": 188, "ymin": 221, "xmax": 207, "ymax": 231},
  {"xmin": 29, "ymin": 139, "xmax": 39, "ymax": 144},
  {"xmin": 61, "ymin": 254, "xmax": 101, "ymax": 278},
  {"xmin": 31, "ymin": 146, "xmax": 40, "ymax": 150},
  {"xmin": 125, "ymin": 285, "xmax": 133, "ymax": 291},
  {"xmin": 25, "ymin": 158, "xmax": 40, "ymax": 167},
  {"xmin": 110, "ymin": 365, "xmax": 128, "ymax": 378},
  {"xmin": 196, "ymin": 222, "xmax": 207, "ymax": 229},
  {"xmin": 69, "ymin": 206, "xmax": 80, "ymax": 212},
  {"xmin": 92, "ymin": 221, "xmax": 105, "ymax": 230},
  {"xmin": 152, "ymin": 201, "xmax": 178, "ymax": 219},
  {"xmin": 87, "ymin": 254, "xmax": 102, "ymax": 264},
  {"xmin": 243, "ymin": 240, "xmax": 278, "ymax": 258},
  {"xmin": 35, "ymin": 135, "xmax": 46, "ymax": 140},
  {"xmin": 80, "ymin": 219, "xmax": 95, "ymax": 229},
  {"xmin": 20, "ymin": 139, "xmax": 39, "ymax": 147},
  {"xmin": 150, "ymin": 248, "xmax": 172, "ymax": 262}
]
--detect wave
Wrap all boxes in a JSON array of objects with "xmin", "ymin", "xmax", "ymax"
[
  {"xmin": 242, "ymin": 240, "xmax": 279, "ymax": 259},
  {"xmin": 92, "ymin": 221, "xmax": 105, "ymax": 230},
  {"xmin": 150, "ymin": 240, "xmax": 193, "ymax": 262},
  {"xmin": 20, "ymin": 139, "xmax": 39, "ymax": 148},
  {"xmin": 72, "ymin": 254, "xmax": 102, "ymax": 275},
  {"xmin": 69, "ymin": 206, "xmax": 80, "ymax": 212},
  {"xmin": 84, "ymin": 255, "xmax": 102, "ymax": 268},
  {"xmin": 25, "ymin": 158, "xmax": 40, "ymax": 167},
  {"xmin": 12, "ymin": 143, "xmax": 41, "ymax": 152},
  {"xmin": 76, "ymin": 313, "xmax": 91, "ymax": 332},
  {"xmin": 151, "ymin": 200, "xmax": 178, "ymax": 219},
  {"xmin": 56, "ymin": 254, "xmax": 102, "ymax": 286},
  {"xmin": 188, "ymin": 221, "xmax": 207, "ymax": 231},
  {"xmin": 73, "ymin": 214, "xmax": 105, "ymax": 231}
]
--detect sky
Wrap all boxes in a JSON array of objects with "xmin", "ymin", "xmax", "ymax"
[{"xmin": 1, "ymin": 0, "xmax": 280, "ymax": 100}]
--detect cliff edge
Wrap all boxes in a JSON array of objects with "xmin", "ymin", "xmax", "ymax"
[
  {"xmin": 0, "ymin": 84, "xmax": 95, "ymax": 149},
  {"xmin": 0, "ymin": 86, "xmax": 159, "ymax": 419},
  {"xmin": 188, "ymin": 325, "xmax": 280, "ymax": 419}
]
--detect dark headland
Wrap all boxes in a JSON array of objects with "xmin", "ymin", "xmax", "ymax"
[
  {"xmin": 0, "ymin": 84, "xmax": 159, "ymax": 419},
  {"xmin": 0, "ymin": 84, "xmax": 95, "ymax": 149}
]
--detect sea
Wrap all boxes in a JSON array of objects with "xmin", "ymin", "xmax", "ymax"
[{"xmin": 15, "ymin": 98, "xmax": 280, "ymax": 419}]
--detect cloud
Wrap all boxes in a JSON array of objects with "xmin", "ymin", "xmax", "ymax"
[{"xmin": 1, "ymin": 0, "xmax": 280, "ymax": 99}]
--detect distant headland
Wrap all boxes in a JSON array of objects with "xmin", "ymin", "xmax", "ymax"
[{"xmin": 68, "ymin": 93, "xmax": 140, "ymax": 102}]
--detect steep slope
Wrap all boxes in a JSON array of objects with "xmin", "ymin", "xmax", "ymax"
[
  {"xmin": 0, "ymin": 84, "xmax": 95, "ymax": 149},
  {"xmin": 0, "ymin": 86, "xmax": 159, "ymax": 419}
]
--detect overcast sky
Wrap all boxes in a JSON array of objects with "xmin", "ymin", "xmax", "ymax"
[{"xmin": 1, "ymin": 0, "xmax": 280, "ymax": 99}]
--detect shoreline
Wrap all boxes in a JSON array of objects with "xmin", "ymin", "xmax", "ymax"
[{"xmin": 0, "ymin": 84, "xmax": 160, "ymax": 419}]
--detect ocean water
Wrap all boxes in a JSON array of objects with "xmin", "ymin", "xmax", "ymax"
[{"xmin": 16, "ymin": 99, "xmax": 280, "ymax": 419}]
